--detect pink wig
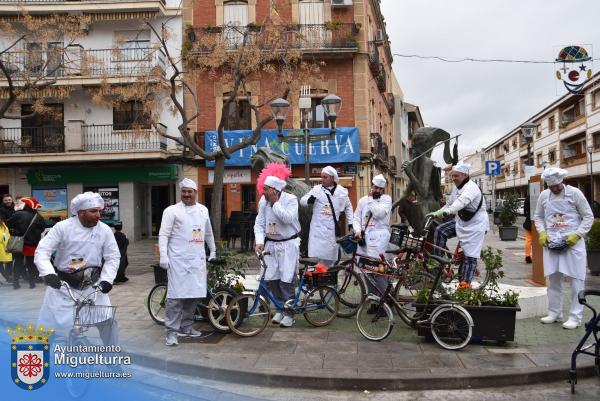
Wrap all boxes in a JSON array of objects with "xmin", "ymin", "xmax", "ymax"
[{"xmin": 257, "ymin": 163, "xmax": 291, "ymax": 196}]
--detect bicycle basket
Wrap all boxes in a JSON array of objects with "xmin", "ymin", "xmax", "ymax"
[
  {"xmin": 390, "ymin": 225, "xmax": 409, "ymax": 247},
  {"xmin": 73, "ymin": 305, "xmax": 117, "ymax": 329},
  {"xmin": 305, "ymin": 269, "xmax": 338, "ymax": 287},
  {"xmin": 400, "ymin": 235, "xmax": 425, "ymax": 253},
  {"xmin": 337, "ymin": 234, "xmax": 358, "ymax": 254}
]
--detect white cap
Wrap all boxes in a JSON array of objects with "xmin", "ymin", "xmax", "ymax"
[
  {"xmin": 452, "ymin": 161, "xmax": 471, "ymax": 175},
  {"xmin": 70, "ymin": 192, "xmax": 104, "ymax": 215},
  {"xmin": 264, "ymin": 176, "xmax": 287, "ymax": 192},
  {"xmin": 179, "ymin": 178, "xmax": 197, "ymax": 191},
  {"xmin": 321, "ymin": 166, "xmax": 339, "ymax": 183},
  {"xmin": 372, "ymin": 174, "xmax": 387, "ymax": 188},
  {"xmin": 541, "ymin": 167, "xmax": 568, "ymax": 185}
]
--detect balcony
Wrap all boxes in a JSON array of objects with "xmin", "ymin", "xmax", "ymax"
[
  {"xmin": 82, "ymin": 124, "xmax": 167, "ymax": 151},
  {"xmin": 376, "ymin": 68, "xmax": 386, "ymax": 91},
  {"xmin": 190, "ymin": 23, "xmax": 358, "ymax": 55},
  {"xmin": 368, "ymin": 41, "xmax": 380, "ymax": 74},
  {"xmin": 0, "ymin": 47, "xmax": 166, "ymax": 82},
  {"xmin": 0, "ymin": 126, "xmax": 64, "ymax": 153},
  {"xmin": 383, "ymin": 92, "xmax": 394, "ymax": 114},
  {"xmin": 0, "ymin": 0, "xmax": 168, "ymax": 16}
]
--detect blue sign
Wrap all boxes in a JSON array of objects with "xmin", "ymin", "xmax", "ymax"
[
  {"xmin": 485, "ymin": 160, "xmax": 501, "ymax": 176},
  {"xmin": 204, "ymin": 127, "xmax": 360, "ymax": 167}
]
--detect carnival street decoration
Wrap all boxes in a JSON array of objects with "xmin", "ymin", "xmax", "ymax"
[{"xmin": 555, "ymin": 45, "xmax": 593, "ymax": 94}]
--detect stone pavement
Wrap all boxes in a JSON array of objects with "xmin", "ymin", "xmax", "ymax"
[{"xmin": 1, "ymin": 220, "xmax": 600, "ymax": 391}]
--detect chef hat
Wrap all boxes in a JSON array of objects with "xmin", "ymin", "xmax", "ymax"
[
  {"xmin": 452, "ymin": 161, "xmax": 471, "ymax": 175},
  {"xmin": 21, "ymin": 196, "xmax": 42, "ymax": 210},
  {"xmin": 70, "ymin": 192, "xmax": 104, "ymax": 215},
  {"xmin": 541, "ymin": 167, "xmax": 568, "ymax": 185},
  {"xmin": 179, "ymin": 178, "xmax": 197, "ymax": 191},
  {"xmin": 372, "ymin": 174, "xmax": 387, "ymax": 188},
  {"xmin": 321, "ymin": 166, "xmax": 339, "ymax": 183},
  {"xmin": 264, "ymin": 176, "xmax": 287, "ymax": 192}
]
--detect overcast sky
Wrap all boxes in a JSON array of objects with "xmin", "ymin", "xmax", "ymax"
[{"xmin": 380, "ymin": 0, "xmax": 600, "ymax": 164}]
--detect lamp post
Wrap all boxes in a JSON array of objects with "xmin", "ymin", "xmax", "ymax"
[
  {"xmin": 271, "ymin": 93, "xmax": 342, "ymax": 185},
  {"xmin": 588, "ymin": 145, "xmax": 594, "ymax": 207},
  {"xmin": 520, "ymin": 121, "xmax": 536, "ymax": 168}
]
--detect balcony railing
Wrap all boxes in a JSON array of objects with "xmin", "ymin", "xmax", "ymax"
[
  {"xmin": 191, "ymin": 23, "xmax": 358, "ymax": 52},
  {"xmin": 0, "ymin": 126, "xmax": 64, "ymax": 153},
  {"xmin": 82, "ymin": 124, "xmax": 167, "ymax": 151},
  {"xmin": 0, "ymin": 47, "xmax": 166, "ymax": 79},
  {"xmin": 368, "ymin": 41, "xmax": 380, "ymax": 73}
]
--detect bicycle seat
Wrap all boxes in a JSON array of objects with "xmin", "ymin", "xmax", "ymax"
[
  {"xmin": 428, "ymin": 254, "xmax": 451, "ymax": 266},
  {"xmin": 299, "ymin": 257, "xmax": 319, "ymax": 266}
]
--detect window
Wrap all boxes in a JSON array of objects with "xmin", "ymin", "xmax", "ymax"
[
  {"xmin": 593, "ymin": 89, "xmax": 600, "ymax": 110},
  {"xmin": 536, "ymin": 153, "xmax": 542, "ymax": 167},
  {"xmin": 548, "ymin": 148, "xmax": 556, "ymax": 163},
  {"xmin": 561, "ymin": 98, "xmax": 585, "ymax": 126},
  {"xmin": 223, "ymin": 97, "xmax": 251, "ymax": 130},
  {"xmin": 307, "ymin": 97, "xmax": 330, "ymax": 129},
  {"xmin": 593, "ymin": 132, "xmax": 600, "ymax": 149},
  {"xmin": 512, "ymin": 137, "xmax": 517, "ymax": 150},
  {"xmin": 536, "ymin": 123, "xmax": 542, "ymax": 138},
  {"xmin": 562, "ymin": 138, "xmax": 585, "ymax": 160},
  {"xmin": 113, "ymin": 101, "xmax": 151, "ymax": 130},
  {"xmin": 223, "ymin": 1, "xmax": 249, "ymax": 46},
  {"xmin": 549, "ymin": 115, "xmax": 556, "ymax": 131}
]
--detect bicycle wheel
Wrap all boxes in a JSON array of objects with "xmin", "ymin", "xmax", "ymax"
[
  {"xmin": 226, "ymin": 294, "xmax": 269, "ymax": 337},
  {"xmin": 355, "ymin": 296, "xmax": 393, "ymax": 341},
  {"xmin": 64, "ymin": 336, "xmax": 93, "ymax": 398},
  {"xmin": 335, "ymin": 263, "xmax": 366, "ymax": 318},
  {"xmin": 304, "ymin": 286, "xmax": 340, "ymax": 327},
  {"xmin": 430, "ymin": 304, "xmax": 473, "ymax": 350},
  {"xmin": 147, "ymin": 284, "xmax": 167, "ymax": 325},
  {"xmin": 207, "ymin": 287, "xmax": 240, "ymax": 333}
]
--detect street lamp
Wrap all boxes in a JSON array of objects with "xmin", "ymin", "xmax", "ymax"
[
  {"xmin": 588, "ymin": 145, "xmax": 594, "ymax": 206},
  {"xmin": 520, "ymin": 121, "xmax": 536, "ymax": 167},
  {"xmin": 271, "ymin": 93, "xmax": 342, "ymax": 184}
]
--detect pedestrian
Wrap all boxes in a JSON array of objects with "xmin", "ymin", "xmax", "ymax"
[
  {"xmin": 523, "ymin": 194, "xmax": 532, "ymax": 263},
  {"xmin": 0, "ymin": 194, "xmax": 15, "ymax": 221},
  {"xmin": 34, "ymin": 192, "xmax": 121, "ymax": 345},
  {"xmin": 0, "ymin": 215, "xmax": 13, "ymax": 284},
  {"xmin": 428, "ymin": 162, "xmax": 489, "ymax": 286},
  {"xmin": 159, "ymin": 178, "xmax": 216, "ymax": 346},
  {"xmin": 535, "ymin": 167, "xmax": 593, "ymax": 329},
  {"xmin": 113, "ymin": 221, "xmax": 129, "ymax": 283},
  {"xmin": 254, "ymin": 175, "xmax": 301, "ymax": 328},
  {"xmin": 353, "ymin": 174, "xmax": 392, "ymax": 294},
  {"xmin": 300, "ymin": 166, "xmax": 353, "ymax": 265},
  {"xmin": 7, "ymin": 197, "xmax": 46, "ymax": 289}
]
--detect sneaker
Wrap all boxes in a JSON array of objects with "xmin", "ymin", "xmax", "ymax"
[
  {"xmin": 540, "ymin": 315, "xmax": 562, "ymax": 324},
  {"xmin": 279, "ymin": 315, "xmax": 295, "ymax": 328},
  {"xmin": 271, "ymin": 312, "xmax": 284, "ymax": 324},
  {"xmin": 178, "ymin": 327, "xmax": 202, "ymax": 337},
  {"xmin": 562, "ymin": 319, "xmax": 581, "ymax": 330},
  {"xmin": 165, "ymin": 332, "xmax": 178, "ymax": 346},
  {"xmin": 525, "ymin": 256, "xmax": 532, "ymax": 264}
]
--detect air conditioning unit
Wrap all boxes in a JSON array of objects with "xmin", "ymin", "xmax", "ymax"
[
  {"xmin": 331, "ymin": 0, "xmax": 352, "ymax": 7},
  {"xmin": 374, "ymin": 29, "xmax": 385, "ymax": 43}
]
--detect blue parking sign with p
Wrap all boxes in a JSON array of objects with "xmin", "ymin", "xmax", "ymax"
[{"xmin": 486, "ymin": 161, "xmax": 501, "ymax": 176}]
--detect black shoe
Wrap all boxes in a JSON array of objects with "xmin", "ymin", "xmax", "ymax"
[{"xmin": 525, "ymin": 256, "xmax": 532, "ymax": 264}]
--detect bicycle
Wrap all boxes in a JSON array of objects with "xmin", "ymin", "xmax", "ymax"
[
  {"xmin": 224, "ymin": 251, "xmax": 340, "ymax": 337},
  {"xmin": 569, "ymin": 289, "xmax": 600, "ymax": 394},
  {"xmin": 146, "ymin": 258, "xmax": 242, "ymax": 333},
  {"xmin": 55, "ymin": 266, "xmax": 117, "ymax": 398},
  {"xmin": 355, "ymin": 253, "xmax": 474, "ymax": 350}
]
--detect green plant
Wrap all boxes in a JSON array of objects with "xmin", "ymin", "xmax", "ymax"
[
  {"xmin": 586, "ymin": 219, "xmax": 600, "ymax": 249},
  {"xmin": 207, "ymin": 241, "xmax": 247, "ymax": 289},
  {"xmin": 325, "ymin": 19, "xmax": 344, "ymax": 31},
  {"xmin": 499, "ymin": 195, "xmax": 519, "ymax": 226}
]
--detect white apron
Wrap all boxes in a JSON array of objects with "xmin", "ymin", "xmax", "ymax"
[
  {"xmin": 542, "ymin": 186, "xmax": 586, "ymax": 280},
  {"xmin": 263, "ymin": 202, "xmax": 300, "ymax": 283},
  {"xmin": 455, "ymin": 209, "xmax": 488, "ymax": 258},
  {"xmin": 357, "ymin": 212, "xmax": 391, "ymax": 258},
  {"xmin": 167, "ymin": 204, "xmax": 208, "ymax": 298},
  {"xmin": 307, "ymin": 187, "xmax": 349, "ymax": 261}
]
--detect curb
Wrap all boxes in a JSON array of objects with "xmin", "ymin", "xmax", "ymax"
[{"xmin": 126, "ymin": 348, "xmax": 596, "ymax": 391}]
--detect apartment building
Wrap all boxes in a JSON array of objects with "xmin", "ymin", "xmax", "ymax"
[
  {"xmin": 484, "ymin": 73, "xmax": 600, "ymax": 203},
  {"xmin": 186, "ymin": 0, "xmax": 411, "ymax": 223},
  {"xmin": 0, "ymin": 0, "xmax": 184, "ymax": 240}
]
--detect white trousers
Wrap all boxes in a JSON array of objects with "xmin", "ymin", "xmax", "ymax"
[{"xmin": 547, "ymin": 272, "xmax": 584, "ymax": 322}]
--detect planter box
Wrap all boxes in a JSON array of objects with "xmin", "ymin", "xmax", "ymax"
[
  {"xmin": 416, "ymin": 303, "xmax": 521, "ymax": 344},
  {"xmin": 587, "ymin": 249, "xmax": 600, "ymax": 276},
  {"xmin": 499, "ymin": 225, "xmax": 518, "ymax": 241}
]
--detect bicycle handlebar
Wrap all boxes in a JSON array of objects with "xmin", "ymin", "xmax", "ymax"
[{"xmin": 60, "ymin": 281, "xmax": 101, "ymax": 304}]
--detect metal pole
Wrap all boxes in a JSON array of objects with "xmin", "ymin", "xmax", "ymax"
[
  {"xmin": 590, "ymin": 150, "xmax": 594, "ymax": 206},
  {"xmin": 304, "ymin": 127, "xmax": 310, "ymax": 185}
]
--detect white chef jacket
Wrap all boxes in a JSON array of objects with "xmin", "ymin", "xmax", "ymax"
[
  {"xmin": 353, "ymin": 194, "xmax": 392, "ymax": 258},
  {"xmin": 34, "ymin": 217, "xmax": 121, "ymax": 330}
]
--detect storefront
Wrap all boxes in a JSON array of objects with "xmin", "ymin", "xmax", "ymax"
[{"xmin": 24, "ymin": 164, "xmax": 179, "ymax": 240}]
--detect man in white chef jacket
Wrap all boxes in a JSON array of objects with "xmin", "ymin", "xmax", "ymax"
[
  {"xmin": 534, "ymin": 167, "xmax": 593, "ymax": 329},
  {"xmin": 159, "ymin": 178, "xmax": 216, "ymax": 346},
  {"xmin": 35, "ymin": 192, "xmax": 121, "ymax": 345},
  {"xmin": 429, "ymin": 162, "xmax": 488, "ymax": 286},
  {"xmin": 300, "ymin": 166, "xmax": 353, "ymax": 265},
  {"xmin": 254, "ymin": 176, "xmax": 301, "ymax": 328},
  {"xmin": 353, "ymin": 174, "xmax": 392, "ymax": 294}
]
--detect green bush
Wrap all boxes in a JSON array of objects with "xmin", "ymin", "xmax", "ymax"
[
  {"xmin": 499, "ymin": 195, "xmax": 519, "ymax": 226},
  {"xmin": 586, "ymin": 219, "xmax": 600, "ymax": 249},
  {"xmin": 207, "ymin": 241, "xmax": 247, "ymax": 290}
]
